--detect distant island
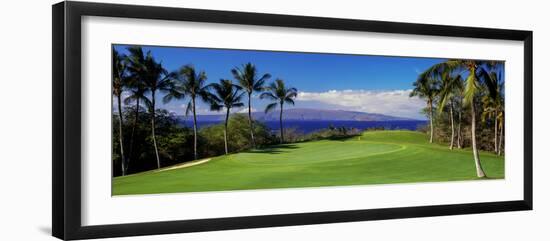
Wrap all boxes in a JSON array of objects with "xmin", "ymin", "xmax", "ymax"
[{"xmin": 178, "ymin": 108, "xmax": 420, "ymax": 122}]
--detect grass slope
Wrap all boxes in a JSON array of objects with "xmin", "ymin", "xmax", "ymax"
[{"xmin": 113, "ymin": 130, "xmax": 504, "ymax": 195}]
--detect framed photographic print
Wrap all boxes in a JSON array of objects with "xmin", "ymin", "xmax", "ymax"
[{"xmin": 52, "ymin": 1, "xmax": 533, "ymax": 240}]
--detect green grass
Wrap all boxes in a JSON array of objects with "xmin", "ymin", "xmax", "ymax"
[{"xmin": 113, "ymin": 130, "xmax": 504, "ymax": 195}]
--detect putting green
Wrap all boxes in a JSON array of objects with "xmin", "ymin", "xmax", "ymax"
[
  {"xmin": 113, "ymin": 130, "xmax": 504, "ymax": 195},
  {"xmin": 231, "ymin": 141, "xmax": 403, "ymax": 165}
]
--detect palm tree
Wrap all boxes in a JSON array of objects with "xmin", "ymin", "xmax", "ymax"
[
  {"xmin": 232, "ymin": 63, "xmax": 271, "ymax": 149},
  {"xmin": 210, "ymin": 79, "xmax": 245, "ymax": 154},
  {"xmin": 497, "ymin": 106, "xmax": 504, "ymax": 156},
  {"xmin": 482, "ymin": 95, "xmax": 498, "ymax": 153},
  {"xmin": 125, "ymin": 46, "xmax": 172, "ymax": 169},
  {"xmin": 456, "ymin": 97, "xmax": 464, "ymax": 149},
  {"xmin": 481, "ymin": 71, "xmax": 504, "ymax": 154},
  {"xmin": 496, "ymin": 80, "xmax": 505, "ymax": 156},
  {"xmin": 410, "ymin": 74, "xmax": 438, "ymax": 143},
  {"xmin": 422, "ymin": 60, "xmax": 502, "ymax": 178},
  {"xmin": 463, "ymin": 61, "xmax": 489, "ymax": 177},
  {"xmin": 260, "ymin": 79, "xmax": 297, "ymax": 144},
  {"xmin": 112, "ymin": 49, "xmax": 128, "ymax": 175},
  {"xmin": 437, "ymin": 72, "xmax": 463, "ymax": 150},
  {"xmin": 123, "ymin": 73, "xmax": 148, "ymax": 172},
  {"xmin": 174, "ymin": 65, "xmax": 212, "ymax": 160}
]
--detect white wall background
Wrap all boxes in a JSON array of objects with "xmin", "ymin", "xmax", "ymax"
[{"xmin": 0, "ymin": 0, "xmax": 547, "ymax": 240}]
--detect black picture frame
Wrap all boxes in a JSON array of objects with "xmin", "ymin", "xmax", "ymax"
[{"xmin": 52, "ymin": 1, "xmax": 533, "ymax": 240}]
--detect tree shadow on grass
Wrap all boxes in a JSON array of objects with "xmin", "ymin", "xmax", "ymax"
[
  {"xmin": 324, "ymin": 134, "xmax": 361, "ymax": 142},
  {"xmin": 244, "ymin": 144, "xmax": 299, "ymax": 154}
]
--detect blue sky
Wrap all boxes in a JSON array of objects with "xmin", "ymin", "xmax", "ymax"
[{"xmin": 114, "ymin": 44, "xmax": 446, "ymax": 120}]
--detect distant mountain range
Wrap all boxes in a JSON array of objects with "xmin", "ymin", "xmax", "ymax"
[{"xmin": 178, "ymin": 108, "xmax": 417, "ymax": 122}]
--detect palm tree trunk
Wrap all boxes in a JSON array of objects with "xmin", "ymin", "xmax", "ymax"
[
  {"xmin": 279, "ymin": 102, "xmax": 284, "ymax": 144},
  {"xmin": 116, "ymin": 94, "xmax": 126, "ymax": 176},
  {"xmin": 192, "ymin": 98, "xmax": 198, "ymax": 160},
  {"xmin": 428, "ymin": 100, "xmax": 434, "ymax": 143},
  {"xmin": 498, "ymin": 121, "xmax": 504, "ymax": 156},
  {"xmin": 449, "ymin": 103, "xmax": 454, "ymax": 150},
  {"xmin": 494, "ymin": 110, "xmax": 498, "ymax": 154},
  {"xmin": 224, "ymin": 108, "xmax": 230, "ymax": 154},
  {"xmin": 128, "ymin": 98, "xmax": 140, "ymax": 173},
  {"xmin": 470, "ymin": 100, "xmax": 486, "ymax": 178},
  {"xmin": 457, "ymin": 108, "xmax": 462, "ymax": 149},
  {"xmin": 151, "ymin": 91, "xmax": 161, "ymax": 169},
  {"xmin": 247, "ymin": 94, "xmax": 256, "ymax": 149}
]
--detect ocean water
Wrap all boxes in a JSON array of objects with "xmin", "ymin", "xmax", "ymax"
[{"xmin": 179, "ymin": 120, "xmax": 427, "ymax": 133}]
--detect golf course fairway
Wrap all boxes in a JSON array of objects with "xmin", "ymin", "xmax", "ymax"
[{"xmin": 113, "ymin": 130, "xmax": 504, "ymax": 195}]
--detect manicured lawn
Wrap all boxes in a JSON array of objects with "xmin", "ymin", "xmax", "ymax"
[{"xmin": 113, "ymin": 130, "xmax": 504, "ymax": 195}]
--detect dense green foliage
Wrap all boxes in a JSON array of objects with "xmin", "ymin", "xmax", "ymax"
[
  {"xmin": 113, "ymin": 112, "xmax": 274, "ymax": 175},
  {"xmin": 198, "ymin": 114, "xmax": 274, "ymax": 157},
  {"xmin": 113, "ymin": 131, "xmax": 504, "ymax": 195},
  {"xmin": 112, "ymin": 107, "xmax": 194, "ymax": 175},
  {"xmin": 415, "ymin": 60, "xmax": 505, "ymax": 154}
]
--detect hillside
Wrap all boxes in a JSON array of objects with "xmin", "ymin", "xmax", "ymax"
[{"xmin": 180, "ymin": 108, "xmax": 416, "ymax": 122}]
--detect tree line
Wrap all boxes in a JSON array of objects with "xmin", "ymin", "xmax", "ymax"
[
  {"xmin": 410, "ymin": 60, "xmax": 504, "ymax": 178},
  {"xmin": 112, "ymin": 46, "xmax": 297, "ymax": 176}
]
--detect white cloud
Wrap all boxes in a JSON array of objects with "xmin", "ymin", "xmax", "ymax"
[
  {"xmin": 297, "ymin": 89, "xmax": 426, "ymax": 119},
  {"xmin": 237, "ymin": 107, "xmax": 256, "ymax": 113}
]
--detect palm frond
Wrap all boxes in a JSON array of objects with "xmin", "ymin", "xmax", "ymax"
[
  {"xmin": 286, "ymin": 91, "xmax": 298, "ymax": 99},
  {"xmin": 477, "ymin": 68, "xmax": 498, "ymax": 100},
  {"xmin": 463, "ymin": 73, "xmax": 478, "ymax": 105},
  {"xmin": 284, "ymin": 98, "xmax": 295, "ymax": 106},
  {"xmin": 264, "ymin": 102, "xmax": 278, "ymax": 113},
  {"xmin": 162, "ymin": 88, "xmax": 184, "ymax": 104},
  {"xmin": 185, "ymin": 101, "xmax": 193, "ymax": 116},
  {"xmin": 254, "ymin": 73, "xmax": 271, "ymax": 91},
  {"xmin": 232, "ymin": 102, "xmax": 245, "ymax": 108},
  {"xmin": 210, "ymin": 103, "xmax": 224, "ymax": 111},
  {"xmin": 259, "ymin": 92, "xmax": 277, "ymax": 100},
  {"xmin": 141, "ymin": 97, "xmax": 153, "ymax": 111}
]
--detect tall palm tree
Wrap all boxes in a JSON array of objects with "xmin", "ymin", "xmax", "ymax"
[
  {"xmin": 210, "ymin": 79, "xmax": 245, "ymax": 154},
  {"xmin": 422, "ymin": 60, "xmax": 501, "ymax": 178},
  {"xmin": 260, "ymin": 79, "xmax": 297, "ymax": 144},
  {"xmin": 456, "ymin": 96, "xmax": 464, "ymax": 149},
  {"xmin": 497, "ymin": 106, "xmax": 504, "ymax": 156},
  {"xmin": 123, "ymin": 73, "xmax": 149, "ymax": 172},
  {"xmin": 463, "ymin": 61, "xmax": 489, "ymax": 178},
  {"xmin": 410, "ymin": 74, "xmax": 438, "ymax": 143},
  {"xmin": 437, "ymin": 72, "xmax": 463, "ymax": 150},
  {"xmin": 112, "ymin": 49, "xmax": 128, "ymax": 175},
  {"xmin": 481, "ymin": 71, "xmax": 504, "ymax": 154},
  {"xmin": 125, "ymin": 46, "xmax": 172, "ymax": 169},
  {"xmin": 497, "ymin": 80, "xmax": 505, "ymax": 156},
  {"xmin": 232, "ymin": 63, "xmax": 271, "ymax": 149},
  {"xmin": 174, "ymin": 65, "xmax": 212, "ymax": 160},
  {"xmin": 482, "ymin": 95, "xmax": 498, "ymax": 153}
]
